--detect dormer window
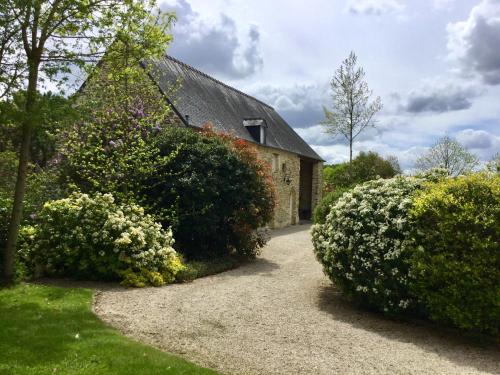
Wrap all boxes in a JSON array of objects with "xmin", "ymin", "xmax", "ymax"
[{"xmin": 243, "ymin": 118, "xmax": 267, "ymax": 144}]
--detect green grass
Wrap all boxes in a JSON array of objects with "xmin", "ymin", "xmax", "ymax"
[{"xmin": 0, "ymin": 284, "xmax": 218, "ymax": 375}]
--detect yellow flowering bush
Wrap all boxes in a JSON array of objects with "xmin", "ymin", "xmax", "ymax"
[
  {"xmin": 20, "ymin": 192, "xmax": 184, "ymax": 287},
  {"xmin": 409, "ymin": 173, "xmax": 500, "ymax": 335}
]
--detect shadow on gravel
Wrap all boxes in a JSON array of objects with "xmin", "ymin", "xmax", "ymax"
[
  {"xmin": 316, "ymin": 284, "xmax": 500, "ymax": 374},
  {"xmin": 269, "ymin": 223, "xmax": 312, "ymax": 239},
  {"xmin": 33, "ymin": 256, "xmax": 280, "ymax": 290},
  {"xmin": 220, "ymin": 257, "xmax": 280, "ymax": 278}
]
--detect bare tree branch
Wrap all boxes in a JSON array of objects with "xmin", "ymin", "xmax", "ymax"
[
  {"xmin": 322, "ymin": 52, "xmax": 382, "ymax": 163},
  {"xmin": 415, "ymin": 136, "xmax": 480, "ymax": 176}
]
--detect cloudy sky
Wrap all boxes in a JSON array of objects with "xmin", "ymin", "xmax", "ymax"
[{"xmin": 160, "ymin": 0, "xmax": 500, "ymax": 170}]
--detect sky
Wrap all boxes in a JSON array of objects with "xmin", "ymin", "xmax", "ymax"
[{"xmin": 159, "ymin": 0, "xmax": 500, "ymax": 170}]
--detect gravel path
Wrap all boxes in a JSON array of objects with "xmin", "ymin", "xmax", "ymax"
[{"xmin": 94, "ymin": 224, "xmax": 499, "ymax": 375}]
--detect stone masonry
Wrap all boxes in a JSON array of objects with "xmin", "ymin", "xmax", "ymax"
[{"xmin": 257, "ymin": 145, "xmax": 323, "ymax": 228}]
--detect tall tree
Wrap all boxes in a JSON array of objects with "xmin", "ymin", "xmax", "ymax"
[
  {"xmin": 415, "ymin": 136, "xmax": 479, "ymax": 176},
  {"xmin": 322, "ymin": 51, "xmax": 382, "ymax": 163},
  {"xmin": 0, "ymin": 0, "xmax": 173, "ymax": 284}
]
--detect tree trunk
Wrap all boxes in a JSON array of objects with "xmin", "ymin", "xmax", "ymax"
[
  {"xmin": 2, "ymin": 60, "xmax": 38, "ymax": 285},
  {"xmin": 349, "ymin": 138, "xmax": 353, "ymax": 164}
]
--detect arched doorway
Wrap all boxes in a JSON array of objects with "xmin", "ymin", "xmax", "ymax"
[
  {"xmin": 299, "ymin": 159, "xmax": 313, "ymax": 220},
  {"xmin": 289, "ymin": 188, "xmax": 297, "ymax": 225}
]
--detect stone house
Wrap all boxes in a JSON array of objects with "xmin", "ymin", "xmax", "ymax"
[{"xmin": 142, "ymin": 55, "xmax": 323, "ymax": 228}]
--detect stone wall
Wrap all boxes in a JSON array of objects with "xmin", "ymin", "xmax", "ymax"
[
  {"xmin": 256, "ymin": 146, "xmax": 323, "ymax": 229},
  {"xmin": 312, "ymin": 161, "xmax": 323, "ymax": 210},
  {"xmin": 256, "ymin": 146, "xmax": 300, "ymax": 228}
]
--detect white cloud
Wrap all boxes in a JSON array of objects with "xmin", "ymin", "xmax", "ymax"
[
  {"xmin": 455, "ymin": 128, "xmax": 500, "ymax": 160},
  {"xmin": 432, "ymin": 0, "xmax": 455, "ymax": 10},
  {"xmin": 402, "ymin": 80, "xmax": 482, "ymax": 113},
  {"xmin": 162, "ymin": 0, "xmax": 263, "ymax": 79},
  {"xmin": 455, "ymin": 129, "xmax": 495, "ymax": 149},
  {"xmin": 251, "ymin": 84, "xmax": 328, "ymax": 127},
  {"xmin": 346, "ymin": 0, "xmax": 404, "ymax": 15},
  {"xmin": 447, "ymin": 0, "xmax": 500, "ymax": 84}
]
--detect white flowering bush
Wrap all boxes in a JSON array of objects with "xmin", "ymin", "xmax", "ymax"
[
  {"xmin": 20, "ymin": 192, "xmax": 184, "ymax": 287},
  {"xmin": 312, "ymin": 177, "xmax": 423, "ymax": 314}
]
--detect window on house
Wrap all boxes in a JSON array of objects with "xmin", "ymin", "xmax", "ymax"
[
  {"xmin": 272, "ymin": 153, "xmax": 280, "ymax": 172},
  {"xmin": 246, "ymin": 125, "xmax": 260, "ymax": 143},
  {"xmin": 243, "ymin": 118, "xmax": 267, "ymax": 144}
]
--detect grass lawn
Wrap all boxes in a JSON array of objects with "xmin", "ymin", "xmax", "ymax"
[{"xmin": 0, "ymin": 283, "xmax": 218, "ymax": 374}]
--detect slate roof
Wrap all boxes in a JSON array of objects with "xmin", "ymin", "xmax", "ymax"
[{"xmin": 144, "ymin": 55, "xmax": 323, "ymax": 161}]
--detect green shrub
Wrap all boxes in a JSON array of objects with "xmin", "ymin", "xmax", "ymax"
[
  {"xmin": 312, "ymin": 177, "xmax": 423, "ymax": 314},
  {"xmin": 139, "ymin": 126, "xmax": 275, "ymax": 259},
  {"xmin": 409, "ymin": 173, "xmax": 500, "ymax": 335},
  {"xmin": 312, "ymin": 187, "xmax": 350, "ymax": 224},
  {"xmin": 20, "ymin": 192, "xmax": 184, "ymax": 287},
  {"xmin": 176, "ymin": 257, "xmax": 240, "ymax": 282},
  {"xmin": 323, "ymin": 151, "xmax": 400, "ymax": 193},
  {"xmin": 0, "ymin": 151, "xmax": 63, "ymax": 278}
]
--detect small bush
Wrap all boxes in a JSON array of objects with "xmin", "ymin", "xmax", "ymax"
[
  {"xmin": 312, "ymin": 187, "xmax": 349, "ymax": 224},
  {"xmin": 312, "ymin": 177, "xmax": 422, "ymax": 314},
  {"xmin": 409, "ymin": 173, "xmax": 500, "ymax": 335},
  {"xmin": 20, "ymin": 192, "xmax": 184, "ymax": 287},
  {"xmin": 176, "ymin": 257, "xmax": 240, "ymax": 282}
]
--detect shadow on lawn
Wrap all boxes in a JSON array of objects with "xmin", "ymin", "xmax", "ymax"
[
  {"xmin": 0, "ymin": 291, "xmax": 100, "ymax": 368},
  {"xmin": 316, "ymin": 284, "xmax": 500, "ymax": 374}
]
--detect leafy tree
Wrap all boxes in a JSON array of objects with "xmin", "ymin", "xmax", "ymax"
[
  {"xmin": 415, "ymin": 136, "xmax": 479, "ymax": 176},
  {"xmin": 317, "ymin": 151, "xmax": 400, "ymax": 226},
  {"xmin": 0, "ymin": 0, "xmax": 173, "ymax": 284},
  {"xmin": 386, "ymin": 155, "xmax": 402, "ymax": 175},
  {"xmin": 323, "ymin": 151, "xmax": 400, "ymax": 192},
  {"xmin": 0, "ymin": 91, "xmax": 76, "ymax": 166},
  {"xmin": 322, "ymin": 52, "xmax": 382, "ymax": 163}
]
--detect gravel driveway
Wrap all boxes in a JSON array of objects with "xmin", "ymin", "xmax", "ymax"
[{"xmin": 94, "ymin": 224, "xmax": 499, "ymax": 375}]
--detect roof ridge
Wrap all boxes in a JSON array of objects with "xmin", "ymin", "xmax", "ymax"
[{"xmin": 163, "ymin": 54, "xmax": 274, "ymax": 110}]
